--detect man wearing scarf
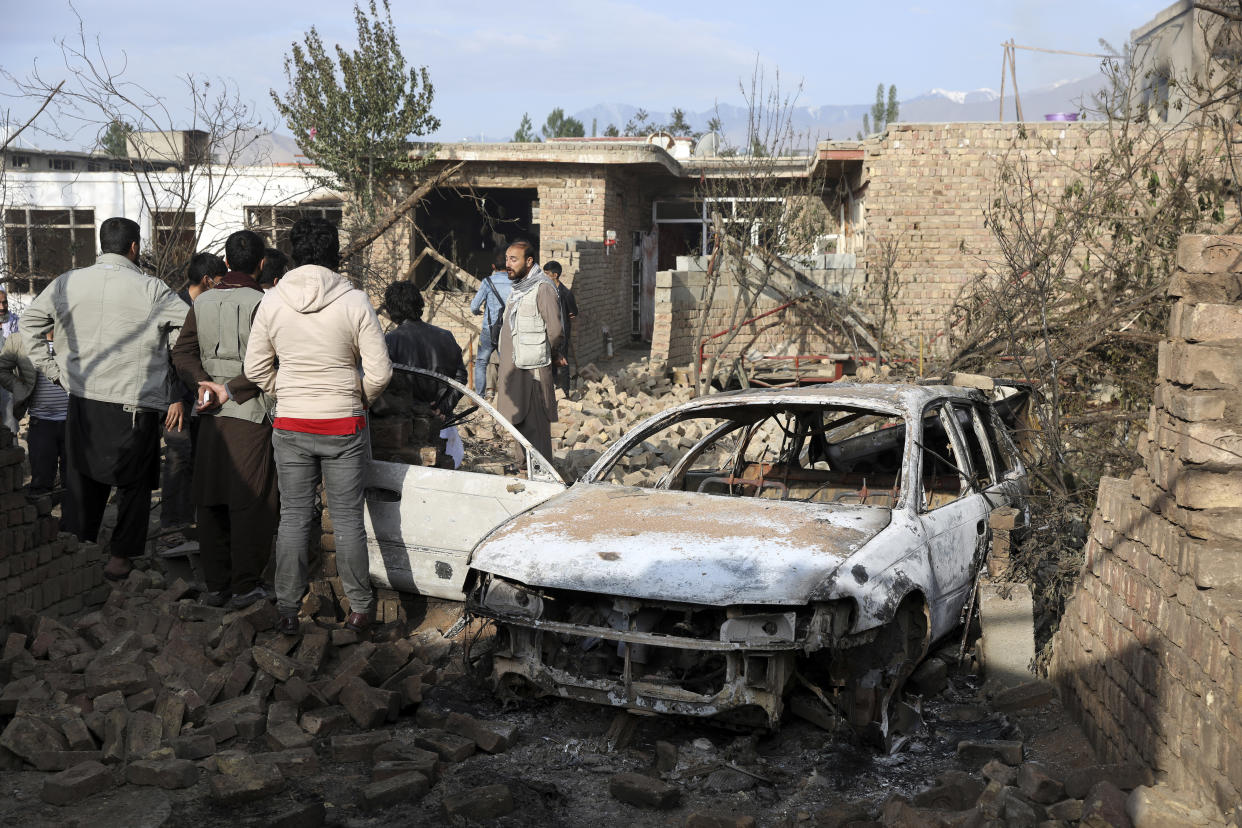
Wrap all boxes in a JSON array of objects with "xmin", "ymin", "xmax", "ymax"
[{"xmin": 495, "ymin": 240, "xmax": 563, "ymax": 461}]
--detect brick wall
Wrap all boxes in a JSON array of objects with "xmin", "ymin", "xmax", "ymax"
[
  {"xmin": 422, "ymin": 163, "xmax": 654, "ymax": 367},
  {"xmin": 0, "ymin": 428, "xmax": 106, "ymax": 621},
  {"xmin": 1049, "ymin": 234, "xmax": 1242, "ymax": 813},
  {"xmin": 862, "ymin": 122, "xmax": 1116, "ymax": 351}
]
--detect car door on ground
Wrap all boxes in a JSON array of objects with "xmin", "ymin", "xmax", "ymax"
[{"xmin": 363, "ymin": 368, "xmax": 565, "ymax": 601}]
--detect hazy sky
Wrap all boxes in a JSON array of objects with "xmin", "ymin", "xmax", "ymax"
[{"xmin": 1, "ymin": 0, "xmax": 1171, "ymax": 146}]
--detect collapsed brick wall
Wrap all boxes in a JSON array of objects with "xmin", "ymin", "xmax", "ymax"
[
  {"xmin": 650, "ymin": 264, "xmax": 865, "ymax": 369},
  {"xmin": 1049, "ymin": 234, "xmax": 1242, "ymax": 813},
  {"xmin": 0, "ymin": 428, "xmax": 106, "ymax": 621}
]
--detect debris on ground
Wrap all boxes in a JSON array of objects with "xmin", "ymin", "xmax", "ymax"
[{"xmin": 0, "ymin": 560, "xmax": 1203, "ymax": 827}]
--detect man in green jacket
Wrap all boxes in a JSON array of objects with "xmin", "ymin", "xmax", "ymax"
[{"xmin": 20, "ymin": 217, "xmax": 187, "ymax": 581}]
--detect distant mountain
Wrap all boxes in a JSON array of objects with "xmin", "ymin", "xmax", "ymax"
[{"xmin": 569, "ymin": 75, "xmax": 1105, "ymax": 146}]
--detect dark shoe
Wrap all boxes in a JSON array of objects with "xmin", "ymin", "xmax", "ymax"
[
  {"xmin": 202, "ymin": 589, "xmax": 232, "ymax": 608},
  {"xmin": 103, "ymin": 556, "xmax": 133, "ymax": 582},
  {"xmin": 277, "ymin": 614, "xmax": 300, "ymax": 636},
  {"xmin": 227, "ymin": 585, "xmax": 270, "ymax": 610},
  {"xmin": 344, "ymin": 612, "xmax": 371, "ymax": 633}
]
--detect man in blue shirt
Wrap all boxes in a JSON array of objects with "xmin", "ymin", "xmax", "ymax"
[{"xmin": 469, "ymin": 249, "xmax": 512, "ymax": 396}]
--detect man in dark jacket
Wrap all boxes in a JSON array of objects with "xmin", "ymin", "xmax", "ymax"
[
  {"xmin": 172, "ymin": 231, "xmax": 278, "ymax": 610},
  {"xmin": 381, "ymin": 281, "xmax": 467, "ymax": 417}
]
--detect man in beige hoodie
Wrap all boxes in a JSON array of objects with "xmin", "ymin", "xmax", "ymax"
[{"xmin": 231, "ymin": 218, "xmax": 392, "ymax": 636}]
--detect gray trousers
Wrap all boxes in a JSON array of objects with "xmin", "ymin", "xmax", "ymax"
[{"xmin": 272, "ymin": 427, "xmax": 372, "ymax": 617}]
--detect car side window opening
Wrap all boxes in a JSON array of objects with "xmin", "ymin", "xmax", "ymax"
[
  {"xmin": 951, "ymin": 402, "xmax": 998, "ymax": 489},
  {"xmin": 920, "ymin": 404, "xmax": 973, "ymax": 511},
  {"xmin": 983, "ymin": 404, "xmax": 1018, "ymax": 477}
]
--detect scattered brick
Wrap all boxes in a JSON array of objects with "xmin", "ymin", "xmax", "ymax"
[
  {"xmin": 360, "ymin": 771, "xmax": 430, "ymax": 811},
  {"xmin": 41, "ymin": 759, "xmax": 116, "ymax": 805},
  {"xmin": 330, "ymin": 731, "xmax": 391, "ymax": 762},
  {"xmin": 609, "ymin": 772, "xmax": 680, "ymax": 809},
  {"xmin": 126, "ymin": 758, "xmax": 200, "ymax": 789},
  {"xmin": 414, "ymin": 729, "xmax": 476, "ymax": 763},
  {"xmin": 300, "ymin": 705, "xmax": 351, "ymax": 736},
  {"xmin": 209, "ymin": 757, "xmax": 285, "ymax": 804}
]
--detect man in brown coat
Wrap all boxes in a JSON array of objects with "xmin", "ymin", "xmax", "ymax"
[{"xmin": 495, "ymin": 240, "xmax": 563, "ymax": 461}]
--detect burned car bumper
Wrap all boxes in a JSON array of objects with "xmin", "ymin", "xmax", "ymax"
[{"xmin": 467, "ymin": 574, "xmax": 858, "ymax": 726}]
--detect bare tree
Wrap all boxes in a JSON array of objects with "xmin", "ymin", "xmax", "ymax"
[
  {"xmin": 690, "ymin": 64, "xmax": 843, "ymax": 393},
  {"xmin": 2, "ymin": 11, "xmax": 274, "ymax": 286},
  {"xmin": 945, "ymin": 9, "xmax": 1241, "ymax": 653}
]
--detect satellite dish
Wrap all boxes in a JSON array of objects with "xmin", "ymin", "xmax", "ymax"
[{"xmin": 694, "ymin": 132, "xmax": 721, "ymax": 157}]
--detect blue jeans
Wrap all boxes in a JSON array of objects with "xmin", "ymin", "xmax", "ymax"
[
  {"xmin": 272, "ymin": 427, "xmax": 371, "ymax": 616},
  {"xmin": 474, "ymin": 335, "xmax": 496, "ymax": 395}
]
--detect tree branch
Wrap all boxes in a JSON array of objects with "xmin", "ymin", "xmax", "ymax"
[
  {"xmin": 1, "ymin": 80, "xmax": 64, "ymax": 152},
  {"xmin": 339, "ymin": 161, "xmax": 464, "ymax": 263}
]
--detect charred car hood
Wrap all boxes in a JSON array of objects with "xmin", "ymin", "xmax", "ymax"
[{"xmin": 469, "ymin": 484, "xmax": 892, "ymax": 606}]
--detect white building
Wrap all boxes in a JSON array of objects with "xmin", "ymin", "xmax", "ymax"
[{"xmin": 1, "ymin": 134, "xmax": 337, "ymax": 306}]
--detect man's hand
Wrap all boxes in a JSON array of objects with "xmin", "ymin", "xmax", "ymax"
[
  {"xmin": 472, "ymin": 307, "xmax": 483, "ymax": 316},
  {"xmin": 166, "ymin": 401, "xmax": 185, "ymax": 432},
  {"xmin": 555, "ymin": 354, "xmax": 568, "ymax": 367},
  {"xmin": 196, "ymin": 380, "xmax": 229, "ymax": 412}
]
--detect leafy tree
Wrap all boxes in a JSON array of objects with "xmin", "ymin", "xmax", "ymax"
[
  {"xmin": 886, "ymin": 84, "xmax": 899, "ymax": 124},
  {"xmin": 667, "ymin": 107, "xmax": 692, "ymax": 135},
  {"xmin": 591, "ymin": 117, "xmax": 597, "ymax": 137},
  {"xmin": 603, "ymin": 123, "xmax": 619, "ymax": 137},
  {"xmin": 100, "ymin": 118, "xmax": 132, "ymax": 157},
  {"xmin": 540, "ymin": 107, "xmax": 585, "ymax": 139},
  {"xmin": 623, "ymin": 108, "xmax": 653, "ymax": 136},
  {"xmin": 862, "ymin": 113, "xmax": 871, "ymax": 136},
  {"xmin": 870, "ymin": 83, "xmax": 885, "ymax": 132},
  {"xmin": 706, "ymin": 116, "xmax": 722, "ymax": 134},
  {"xmin": 270, "ymin": 0, "xmax": 439, "ymax": 218},
  {"xmin": 513, "ymin": 112, "xmax": 538, "ymax": 142}
]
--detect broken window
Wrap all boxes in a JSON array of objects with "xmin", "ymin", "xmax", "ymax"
[
  {"xmin": 594, "ymin": 404, "xmax": 905, "ymax": 506},
  {"xmin": 919, "ymin": 404, "xmax": 971, "ymax": 510},
  {"xmin": 152, "ymin": 210, "xmax": 197, "ymax": 269},
  {"xmin": 246, "ymin": 204, "xmax": 344, "ymax": 256},
  {"xmin": 3, "ymin": 207, "xmax": 96, "ymax": 294}
]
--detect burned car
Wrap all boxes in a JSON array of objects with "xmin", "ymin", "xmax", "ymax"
[{"xmin": 364, "ymin": 372, "xmax": 1027, "ymax": 730}]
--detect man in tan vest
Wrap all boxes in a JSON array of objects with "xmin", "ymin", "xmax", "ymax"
[
  {"xmin": 172, "ymin": 230, "xmax": 279, "ymax": 609},
  {"xmin": 494, "ymin": 240, "xmax": 563, "ymax": 461}
]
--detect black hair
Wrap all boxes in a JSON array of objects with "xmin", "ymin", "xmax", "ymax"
[
  {"xmin": 543, "ymin": 260, "xmax": 562, "ymax": 275},
  {"xmin": 382, "ymin": 281, "xmax": 424, "ymax": 325},
  {"xmin": 289, "ymin": 217, "xmax": 340, "ymax": 270},
  {"xmin": 99, "ymin": 217, "xmax": 140, "ymax": 255},
  {"xmin": 492, "ymin": 249, "xmax": 508, "ymax": 270},
  {"xmin": 224, "ymin": 229, "xmax": 266, "ymax": 275},
  {"xmin": 258, "ymin": 247, "xmax": 289, "ymax": 288},
  {"xmin": 507, "ymin": 239, "xmax": 537, "ymax": 262},
  {"xmin": 186, "ymin": 252, "xmax": 226, "ymax": 286}
]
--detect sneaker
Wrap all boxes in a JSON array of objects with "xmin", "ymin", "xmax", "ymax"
[
  {"xmin": 202, "ymin": 589, "xmax": 232, "ymax": 607},
  {"xmin": 227, "ymin": 585, "xmax": 271, "ymax": 610}
]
